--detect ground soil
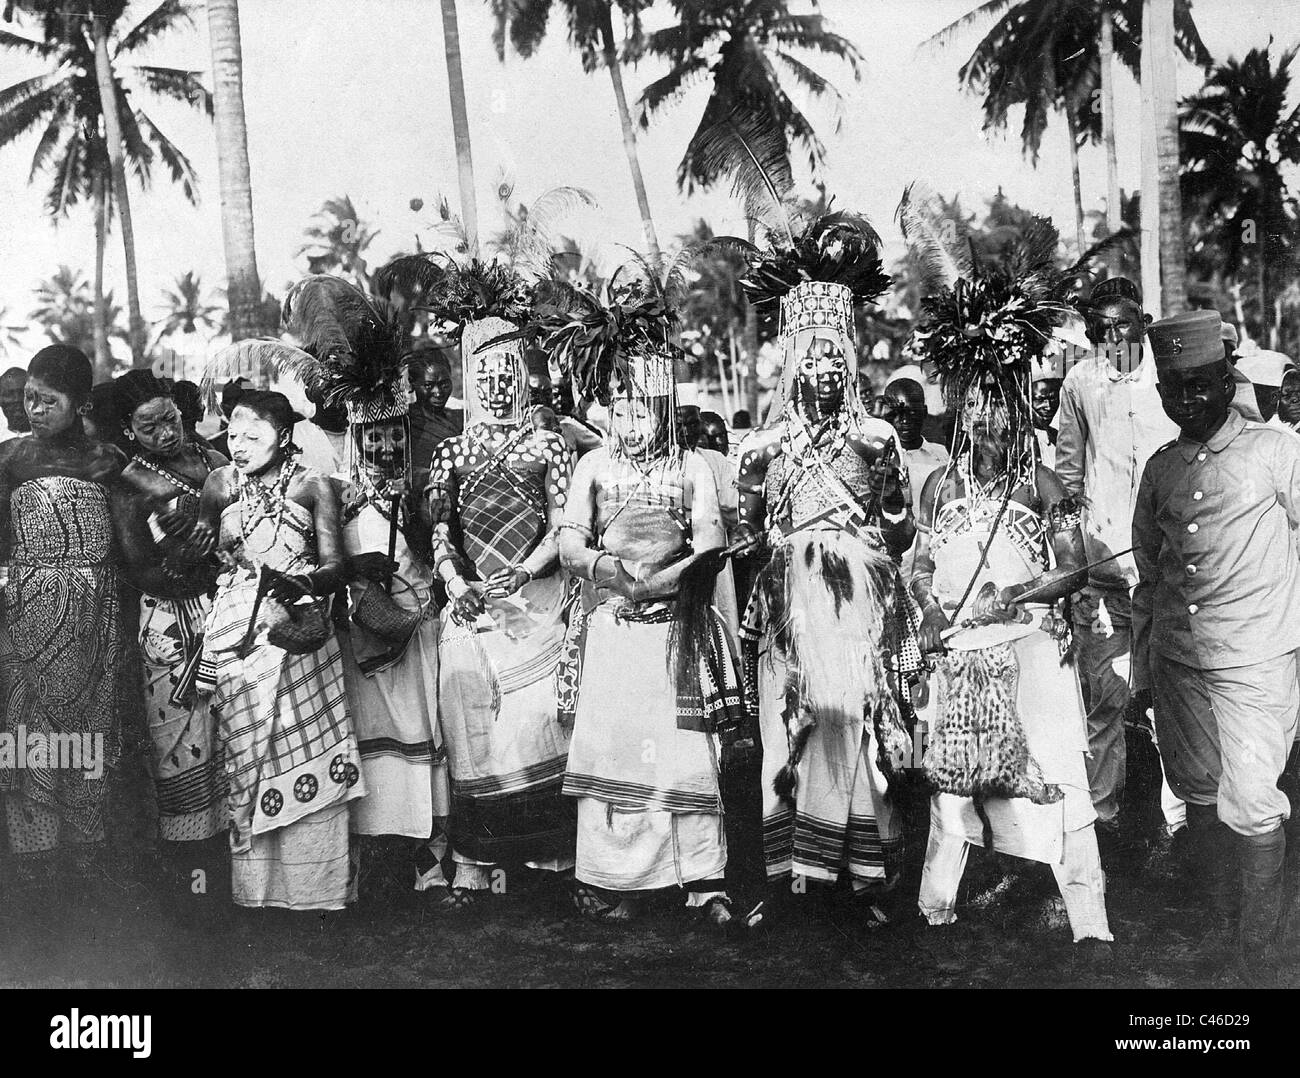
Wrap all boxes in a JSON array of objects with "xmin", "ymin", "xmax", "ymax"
[{"xmin": 0, "ymin": 754, "xmax": 1286, "ymax": 989}]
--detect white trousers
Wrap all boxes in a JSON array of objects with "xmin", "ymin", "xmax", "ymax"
[{"xmin": 917, "ymin": 822, "xmax": 1113, "ymax": 943}]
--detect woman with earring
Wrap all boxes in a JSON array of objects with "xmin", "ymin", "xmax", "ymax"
[
  {"xmin": 110, "ymin": 372, "xmax": 228, "ymax": 904},
  {"xmin": 182, "ymin": 389, "xmax": 365, "ymax": 912},
  {"xmin": 0, "ymin": 345, "xmax": 128, "ymax": 915}
]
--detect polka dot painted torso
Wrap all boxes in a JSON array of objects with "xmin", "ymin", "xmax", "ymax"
[{"xmin": 427, "ymin": 423, "xmax": 573, "ymax": 579}]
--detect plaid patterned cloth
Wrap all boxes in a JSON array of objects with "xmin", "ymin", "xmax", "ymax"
[
  {"xmin": 459, "ymin": 464, "xmax": 546, "ymax": 578},
  {"xmin": 201, "ymin": 494, "xmax": 364, "ymax": 852}
]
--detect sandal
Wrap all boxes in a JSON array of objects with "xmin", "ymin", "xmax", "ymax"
[
  {"xmin": 700, "ymin": 895, "xmax": 735, "ymax": 928},
  {"xmin": 438, "ymin": 886, "xmax": 480, "ymax": 911},
  {"xmin": 572, "ymin": 882, "xmax": 614, "ymax": 919}
]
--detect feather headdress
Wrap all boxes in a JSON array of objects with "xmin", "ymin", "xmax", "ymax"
[
  {"xmin": 418, "ymin": 259, "xmax": 535, "ymax": 340},
  {"xmin": 279, "ymin": 274, "xmax": 411, "ymax": 423},
  {"xmin": 740, "ymin": 211, "xmax": 893, "ymax": 320},
  {"xmin": 545, "ymin": 278, "xmax": 680, "ymax": 406},
  {"xmin": 896, "ymin": 182, "xmax": 1075, "ymax": 415}
]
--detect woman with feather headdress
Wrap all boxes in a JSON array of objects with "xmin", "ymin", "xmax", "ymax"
[
  {"xmin": 731, "ymin": 210, "xmax": 918, "ymax": 916},
  {"xmin": 267, "ymin": 275, "xmax": 452, "ymax": 890},
  {"xmin": 554, "ymin": 272, "xmax": 746, "ymax": 926},
  {"xmin": 897, "ymin": 187, "xmax": 1112, "ymax": 952},
  {"xmin": 421, "ymin": 260, "xmax": 578, "ymax": 908}
]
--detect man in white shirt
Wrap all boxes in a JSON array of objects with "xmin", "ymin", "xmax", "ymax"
[
  {"xmin": 1056, "ymin": 278, "xmax": 1181, "ymax": 854},
  {"xmin": 880, "ymin": 377, "xmax": 948, "ymax": 513}
]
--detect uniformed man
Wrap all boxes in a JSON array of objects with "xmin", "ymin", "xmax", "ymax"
[{"xmin": 1132, "ymin": 309, "xmax": 1300, "ymax": 986}]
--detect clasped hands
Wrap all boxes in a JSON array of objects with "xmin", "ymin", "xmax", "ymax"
[{"xmin": 447, "ymin": 564, "xmax": 532, "ymax": 622}]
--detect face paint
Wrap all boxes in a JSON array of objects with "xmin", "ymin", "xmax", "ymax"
[
  {"xmin": 610, "ymin": 397, "xmax": 660, "ymax": 460},
  {"xmin": 129, "ymin": 397, "xmax": 185, "ymax": 458},
  {"xmin": 24, "ymin": 375, "xmax": 77, "ymax": 440},
  {"xmin": 227, "ymin": 407, "xmax": 287, "ymax": 476},
  {"xmin": 356, "ymin": 418, "xmax": 408, "ymax": 482},
  {"xmin": 477, "ymin": 351, "xmax": 519, "ymax": 420},
  {"xmin": 796, "ymin": 333, "xmax": 848, "ymax": 421}
]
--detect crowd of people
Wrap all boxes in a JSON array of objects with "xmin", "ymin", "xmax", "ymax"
[{"xmin": 1, "ymin": 205, "xmax": 1297, "ymax": 988}]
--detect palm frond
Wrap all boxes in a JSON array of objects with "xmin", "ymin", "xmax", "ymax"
[
  {"xmin": 133, "ymin": 65, "xmax": 212, "ymax": 114},
  {"xmin": 371, "ymin": 253, "xmax": 449, "ymax": 306},
  {"xmin": 683, "ymin": 103, "xmax": 795, "ymax": 244},
  {"xmin": 201, "ymin": 338, "xmax": 315, "ymax": 408},
  {"xmin": 635, "ymin": 55, "xmax": 709, "ymax": 129},
  {"xmin": 0, "ymin": 78, "xmax": 63, "ymax": 148},
  {"xmin": 27, "ymin": 102, "xmax": 69, "ymax": 181},
  {"xmin": 919, "ymin": 0, "xmax": 1014, "ymax": 53},
  {"xmin": 134, "ymin": 109, "xmax": 199, "ymax": 203},
  {"xmin": 43, "ymin": 126, "xmax": 87, "ymax": 219},
  {"xmin": 115, "ymin": 0, "xmax": 196, "ymax": 57},
  {"xmin": 0, "ymin": 27, "xmax": 61, "ymax": 59},
  {"xmin": 662, "ymin": 235, "xmax": 757, "ymax": 309},
  {"xmin": 895, "ymin": 181, "xmax": 975, "ymax": 296}
]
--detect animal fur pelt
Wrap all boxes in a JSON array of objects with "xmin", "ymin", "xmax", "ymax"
[
  {"xmin": 926, "ymin": 642, "xmax": 1062, "ymax": 807},
  {"xmin": 762, "ymin": 531, "xmax": 909, "ymax": 807}
]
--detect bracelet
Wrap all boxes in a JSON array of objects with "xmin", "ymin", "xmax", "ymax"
[
  {"xmin": 513, "ymin": 564, "xmax": 534, "ymax": 584},
  {"xmin": 593, "ymin": 552, "xmax": 619, "ymax": 585}
]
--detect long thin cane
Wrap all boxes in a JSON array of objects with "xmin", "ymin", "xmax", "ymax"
[
  {"xmin": 237, "ymin": 565, "xmax": 273, "ymax": 655},
  {"xmin": 385, "ymin": 494, "xmax": 401, "ymax": 595}
]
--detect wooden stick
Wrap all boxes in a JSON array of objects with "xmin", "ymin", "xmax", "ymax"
[{"xmin": 386, "ymin": 494, "xmax": 401, "ymax": 595}]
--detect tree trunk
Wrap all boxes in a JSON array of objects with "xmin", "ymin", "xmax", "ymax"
[
  {"xmin": 92, "ymin": 22, "xmax": 146, "ymax": 367},
  {"xmin": 744, "ymin": 218, "xmax": 759, "ymax": 417},
  {"xmin": 1142, "ymin": 0, "xmax": 1186, "ymax": 317},
  {"xmin": 597, "ymin": 5, "xmax": 662, "ymax": 267},
  {"xmin": 1100, "ymin": 7, "xmax": 1123, "ymax": 276},
  {"xmin": 440, "ymin": 0, "xmax": 478, "ymax": 252},
  {"xmin": 91, "ymin": 170, "xmax": 111, "ymax": 381},
  {"xmin": 207, "ymin": 0, "xmax": 269, "ymax": 339},
  {"xmin": 1259, "ymin": 254, "xmax": 1270, "ymax": 348},
  {"xmin": 1066, "ymin": 104, "xmax": 1085, "ymax": 252}
]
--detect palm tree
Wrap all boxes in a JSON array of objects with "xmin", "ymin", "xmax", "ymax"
[
  {"xmin": 0, "ymin": 1, "xmax": 213, "ymax": 372},
  {"xmin": 296, "ymin": 194, "xmax": 379, "ymax": 288},
  {"xmin": 156, "ymin": 270, "xmax": 220, "ymax": 339},
  {"xmin": 30, "ymin": 264, "xmax": 128, "ymax": 360},
  {"xmin": 439, "ymin": 0, "xmax": 478, "ymax": 251},
  {"xmin": 1181, "ymin": 41, "xmax": 1300, "ymax": 346},
  {"xmin": 206, "ymin": 0, "xmax": 271, "ymax": 338},
  {"xmin": 491, "ymin": 0, "xmax": 663, "ymax": 264},
  {"xmin": 633, "ymin": 1, "xmax": 862, "ymax": 198},
  {"xmin": 631, "ymin": 0, "xmax": 862, "ymax": 410},
  {"xmin": 927, "ymin": 0, "xmax": 1207, "ymax": 252}
]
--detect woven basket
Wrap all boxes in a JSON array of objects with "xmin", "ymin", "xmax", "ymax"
[
  {"xmin": 352, "ymin": 575, "xmax": 429, "ymax": 646},
  {"xmin": 265, "ymin": 596, "xmax": 333, "ymax": 654}
]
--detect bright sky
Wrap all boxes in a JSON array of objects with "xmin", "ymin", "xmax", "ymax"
[{"xmin": 1, "ymin": 0, "xmax": 1297, "ymax": 361}]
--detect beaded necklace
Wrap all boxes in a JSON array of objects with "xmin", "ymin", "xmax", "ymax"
[
  {"xmin": 133, "ymin": 447, "xmax": 206, "ymax": 499},
  {"xmin": 237, "ymin": 459, "xmax": 296, "ymax": 555}
]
